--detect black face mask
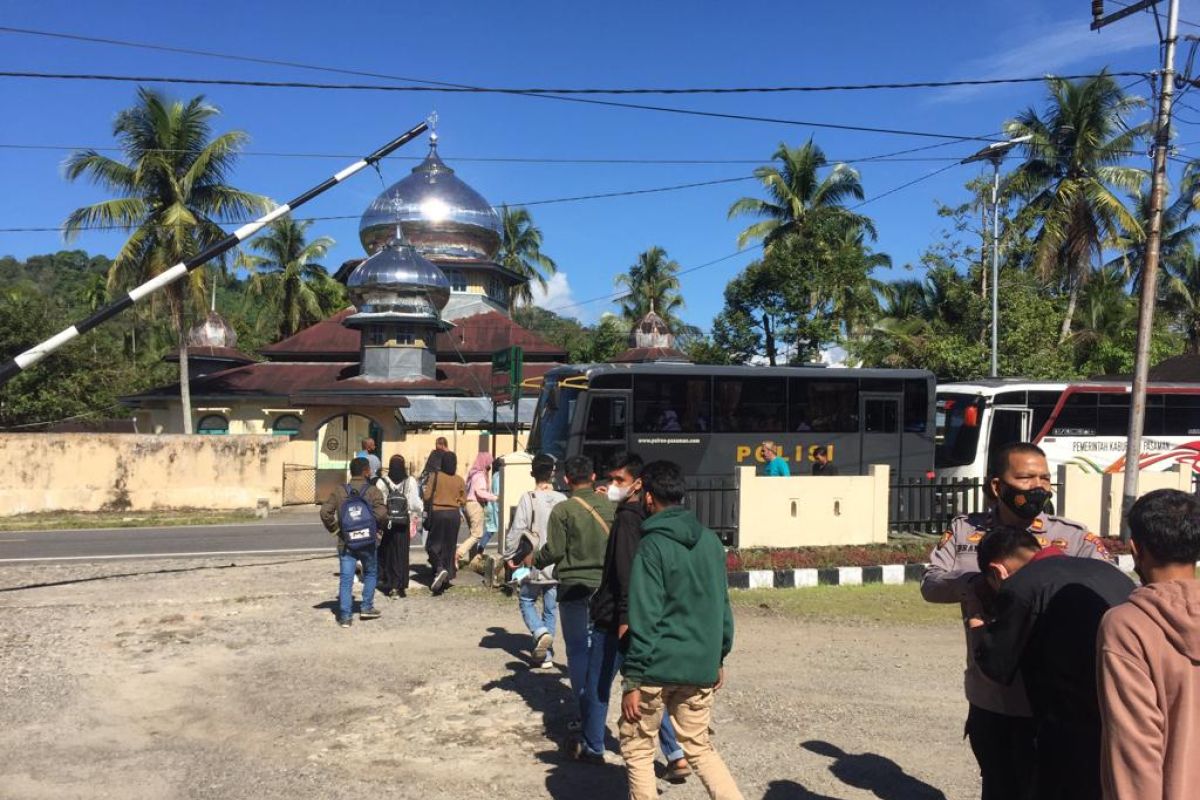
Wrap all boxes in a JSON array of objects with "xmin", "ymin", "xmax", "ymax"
[{"xmin": 998, "ymin": 482, "xmax": 1052, "ymax": 521}]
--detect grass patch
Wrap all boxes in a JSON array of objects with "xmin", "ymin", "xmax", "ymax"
[
  {"xmin": 0, "ymin": 509, "xmax": 260, "ymax": 531},
  {"xmin": 731, "ymin": 584, "xmax": 960, "ymax": 626}
]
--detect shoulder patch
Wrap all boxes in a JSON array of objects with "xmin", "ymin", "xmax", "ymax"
[
  {"xmin": 1047, "ymin": 515, "xmax": 1087, "ymax": 531},
  {"xmin": 967, "ymin": 532, "xmax": 984, "ymax": 544},
  {"xmin": 1035, "ymin": 535, "xmax": 1049, "ymax": 547},
  {"xmin": 939, "ymin": 529, "xmax": 954, "ymax": 547},
  {"xmin": 1051, "ymin": 538, "xmax": 1068, "ymax": 549},
  {"xmin": 1029, "ymin": 517, "xmax": 1045, "ymax": 532}
]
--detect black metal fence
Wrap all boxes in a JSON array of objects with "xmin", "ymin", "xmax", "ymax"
[
  {"xmin": 687, "ymin": 476, "xmax": 739, "ymax": 546},
  {"xmin": 282, "ymin": 463, "xmax": 317, "ymax": 506},
  {"xmin": 889, "ymin": 477, "xmax": 989, "ymax": 536}
]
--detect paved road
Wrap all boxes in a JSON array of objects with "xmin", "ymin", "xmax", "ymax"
[{"xmin": 0, "ymin": 511, "xmax": 463, "ymax": 564}]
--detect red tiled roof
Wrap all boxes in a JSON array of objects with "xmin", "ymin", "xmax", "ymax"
[
  {"xmin": 123, "ymin": 361, "xmax": 557, "ymax": 405},
  {"xmin": 260, "ymin": 308, "xmax": 565, "ymax": 361},
  {"xmin": 164, "ymin": 345, "xmax": 257, "ymax": 364}
]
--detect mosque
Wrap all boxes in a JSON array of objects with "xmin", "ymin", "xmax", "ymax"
[{"xmin": 122, "ymin": 134, "xmax": 570, "ymax": 499}]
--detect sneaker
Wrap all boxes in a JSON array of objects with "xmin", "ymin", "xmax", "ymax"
[
  {"xmin": 431, "ymin": 569, "xmax": 450, "ymax": 593},
  {"xmin": 359, "ymin": 607, "xmax": 382, "ymax": 620},
  {"xmin": 539, "ymin": 658, "xmax": 554, "ymax": 670},
  {"xmin": 533, "ymin": 632, "xmax": 553, "ymax": 663},
  {"xmin": 338, "ymin": 616, "xmax": 352, "ymax": 628}
]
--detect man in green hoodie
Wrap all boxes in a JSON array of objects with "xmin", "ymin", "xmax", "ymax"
[
  {"xmin": 534, "ymin": 454, "xmax": 615, "ymax": 758},
  {"xmin": 619, "ymin": 460, "xmax": 743, "ymax": 800}
]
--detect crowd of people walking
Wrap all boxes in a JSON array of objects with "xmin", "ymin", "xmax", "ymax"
[{"xmin": 319, "ymin": 436, "xmax": 1198, "ymax": 800}]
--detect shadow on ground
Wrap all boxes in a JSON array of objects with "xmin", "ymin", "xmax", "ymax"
[
  {"xmin": 801, "ymin": 740, "xmax": 947, "ymax": 800},
  {"xmin": 0, "ymin": 554, "xmax": 328, "ymax": 594}
]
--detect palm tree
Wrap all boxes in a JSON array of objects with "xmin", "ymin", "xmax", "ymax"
[
  {"xmin": 63, "ymin": 88, "xmax": 267, "ymax": 432},
  {"xmin": 615, "ymin": 246, "xmax": 686, "ymax": 329},
  {"xmin": 237, "ymin": 218, "xmax": 336, "ymax": 339},
  {"xmin": 1162, "ymin": 241, "xmax": 1200, "ymax": 353},
  {"xmin": 498, "ymin": 204, "xmax": 557, "ymax": 307},
  {"xmin": 1004, "ymin": 72, "xmax": 1148, "ymax": 344},
  {"xmin": 728, "ymin": 139, "xmax": 872, "ymax": 250},
  {"xmin": 1108, "ymin": 176, "xmax": 1199, "ymax": 293}
]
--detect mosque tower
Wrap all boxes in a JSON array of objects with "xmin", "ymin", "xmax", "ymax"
[{"xmin": 357, "ymin": 132, "xmax": 524, "ymax": 320}]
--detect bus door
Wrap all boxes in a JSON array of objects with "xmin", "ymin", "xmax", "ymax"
[
  {"xmin": 859, "ymin": 392, "xmax": 903, "ymax": 474},
  {"xmin": 987, "ymin": 406, "xmax": 1031, "ymax": 472},
  {"xmin": 579, "ymin": 391, "xmax": 630, "ymax": 471}
]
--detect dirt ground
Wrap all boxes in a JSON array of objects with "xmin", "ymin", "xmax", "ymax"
[{"xmin": 0, "ymin": 555, "xmax": 979, "ymax": 800}]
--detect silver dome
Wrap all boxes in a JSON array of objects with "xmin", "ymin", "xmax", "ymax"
[
  {"xmin": 345, "ymin": 240, "xmax": 451, "ymax": 318},
  {"xmin": 359, "ymin": 136, "xmax": 502, "ymax": 260},
  {"xmin": 187, "ymin": 310, "xmax": 238, "ymax": 349}
]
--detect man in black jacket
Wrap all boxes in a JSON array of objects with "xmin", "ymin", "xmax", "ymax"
[
  {"xmin": 969, "ymin": 526, "xmax": 1134, "ymax": 800},
  {"xmin": 582, "ymin": 452, "xmax": 689, "ymax": 778}
]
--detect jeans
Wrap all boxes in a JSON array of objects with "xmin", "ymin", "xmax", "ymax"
[
  {"xmin": 518, "ymin": 582, "xmax": 558, "ymax": 657},
  {"xmin": 338, "ymin": 547, "xmax": 378, "ymax": 620},
  {"xmin": 583, "ymin": 628, "xmax": 684, "ymax": 760},
  {"xmin": 558, "ymin": 595, "xmax": 594, "ymax": 725}
]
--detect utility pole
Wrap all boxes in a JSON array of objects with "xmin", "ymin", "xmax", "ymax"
[{"xmin": 1094, "ymin": 0, "xmax": 1179, "ymax": 539}]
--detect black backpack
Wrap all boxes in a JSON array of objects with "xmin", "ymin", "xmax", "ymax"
[{"xmin": 384, "ymin": 478, "xmax": 410, "ymax": 527}]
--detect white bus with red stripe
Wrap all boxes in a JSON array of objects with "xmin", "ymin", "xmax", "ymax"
[{"xmin": 935, "ymin": 379, "xmax": 1200, "ymax": 481}]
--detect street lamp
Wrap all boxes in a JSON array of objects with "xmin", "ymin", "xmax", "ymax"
[{"xmin": 961, "ymin": 135, "xmax": 1031, "ymax": 378}]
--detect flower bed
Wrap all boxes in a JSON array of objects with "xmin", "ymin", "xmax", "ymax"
[{"xmin": 726, "ymin": 535, "xmax": 1130, "ymax": 572}]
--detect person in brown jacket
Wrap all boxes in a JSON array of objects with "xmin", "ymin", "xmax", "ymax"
[
  {"xmin": 1097, "ymin": 488, "xmax": 1200, "ymax": 800},
  {"xmin": 319, "ymin": 457, "xmax": 387, "ymax": 627},
  {"xmin": 422, "ymin": 450, "xmax": 466, "ymax": 595}
]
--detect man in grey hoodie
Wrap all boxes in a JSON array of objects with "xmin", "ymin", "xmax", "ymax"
[{"xmin": 1098, "ymin": 488, "xmax": 1200, "ymax": 800}]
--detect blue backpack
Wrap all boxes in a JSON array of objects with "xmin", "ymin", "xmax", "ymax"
[{"xmin": 338, "ymin": 484, "xmax": 378, "ymax": 552}]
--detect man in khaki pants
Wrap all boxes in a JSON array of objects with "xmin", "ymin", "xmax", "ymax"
[{"xmin": 618, "ymin": 460, "xmax": 743, "ymax": 800}]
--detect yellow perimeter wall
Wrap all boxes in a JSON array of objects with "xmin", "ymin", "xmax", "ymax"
[
  {"xmin": 0, "ymin": 433, "xmax": 294, "ymax": 516},
  {"xmin": 735, "ymin": 465, "xmax": 890, "ymax": 547},
  {"xmin": 1057, "ymin": 465, "xmax": 1192, "ymax": 537}
]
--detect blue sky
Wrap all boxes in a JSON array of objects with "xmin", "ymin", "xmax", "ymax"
[{"xmin": 0, "ymin": 1, "xmax": 1174, "ymax": 331}]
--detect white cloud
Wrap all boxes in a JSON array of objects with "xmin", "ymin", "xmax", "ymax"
[
  {"xmin": 929, "ymin": 16, "xmax": 1156, "ymax": 105},
  {"xmin": 528, "ymin": 271, "xmax": 578, "ymax": 314}
]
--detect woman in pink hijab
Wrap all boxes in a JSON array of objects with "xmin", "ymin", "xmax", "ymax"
[{"xmin": 457, "ymin": 451, "xmax": 498, "ymax": 566}]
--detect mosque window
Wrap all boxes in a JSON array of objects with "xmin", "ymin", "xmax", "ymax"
[
  {"xmin": 487, "ymin": 277, "xmax": 507, "ymax": 303},
  {"xmin": 395, "ymin": 326, "xmax": 415, "ymax": 345},
  {"xmin": 447, "ymin": 270, "xmax": 467, "ymax": 292},
  {"xmin": 366, "ymin": 327, "xmax": 386, "ymax": 346},
  {"xmin": 272, "ymin": 415, "xmax": 302, "ymax": 437},
  {"xmin": 197, "ymin": 414, "xmax": 229, "ymax": 435}
]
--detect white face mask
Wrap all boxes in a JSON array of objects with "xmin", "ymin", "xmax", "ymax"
[{"xmin": 607, "ymin": 484, "xmax": 630, "ymax": 503}]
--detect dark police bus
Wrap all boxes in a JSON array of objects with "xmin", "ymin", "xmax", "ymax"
[{"xmin": 527, "ymin": 362, "xmax": 935, "ymax": 543}]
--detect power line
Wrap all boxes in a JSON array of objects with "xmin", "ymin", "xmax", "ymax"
[
  {"xmin": 0, "ymin": 70, "xmax": 1001, "ymax": 142},
  {"xmin": 0, "ymin": 26, "xmax": 1144, "ymax": 94},
  {"xmin": 0, "ymin": 66, "xmax": 1150, "ymax": 97}
]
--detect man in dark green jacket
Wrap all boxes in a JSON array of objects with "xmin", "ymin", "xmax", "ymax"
[
  {"xmin": 534, "ymin": 454, "xmax": 615, "ymax": 757},
  {"xmin": 619, "ymin": 460, "xmax": 742, "ymax": 800}
]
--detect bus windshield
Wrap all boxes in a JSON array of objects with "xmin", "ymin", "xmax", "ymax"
[
  {"xmin": 936, "ymin": 393, "xmax": 985, "ymax": 469},
  {"xmin": 528, "ymin": 382, "xmax": 580, "ymax": 461}
]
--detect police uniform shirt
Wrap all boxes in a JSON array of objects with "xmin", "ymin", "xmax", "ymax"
[{"xmin": 921, "ymin": 510, "xmax": 1111, "ymax": 717}]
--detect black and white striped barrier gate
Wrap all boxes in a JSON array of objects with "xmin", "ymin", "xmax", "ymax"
[{"xmin": 0, "ymin": 120, "xmax": 430, "ymax": 387}]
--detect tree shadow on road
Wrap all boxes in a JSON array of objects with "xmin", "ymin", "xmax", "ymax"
[
  {"xmin": 0, "ymin": 554, "xmax": 329, "ymax": 594},
  {"xmin": 801, "ymin": 740, "xmax": 946, "ymax": 800}
]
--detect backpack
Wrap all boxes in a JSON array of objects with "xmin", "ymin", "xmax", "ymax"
[
  {"xmin": 338, "ymin": 483, "xmax": 378, "ymax": 552},
  {"xmin": 384, "ymin": 479, "xmax": 410, "ymax": 527}
]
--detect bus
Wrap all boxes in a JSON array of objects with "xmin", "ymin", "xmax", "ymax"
[
  {"xmin": 528, "ymin": 363, "xmax": 937, "ymax": 543},
  {"xmin": 936, "ymin": 379, "xmax": 1200, "ymax": 482}
]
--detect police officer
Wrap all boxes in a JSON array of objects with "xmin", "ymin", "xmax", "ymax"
[{"xmin": 921, "ymin": 442, "xmax": 1110, "ymax": 800}]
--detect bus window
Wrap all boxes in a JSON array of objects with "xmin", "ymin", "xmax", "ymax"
[
  {"xmin": 529, "ymin": 383, "xmax": 580, "ymax": 460},
  {"xmin": 903, "ymin": 379, "xmax": 929, "ymax": 432},
  {"xmin": 1097, "ymin": 394, "xmax": 1131, "ymax": 436},
  {"xmin": 633, "ymin": 375, "xmax": 711, "ymax": 433},
  {"xmin": 1164, "ymin": 395, "xmax": 1200, "ymax": 435},
  {"xmin": 994, "ymin": 391, "xmax": 1025, "ymax": 405},
  {"xmin": 790, "ymin": 378, "xmax": 859, "ymax": 432},
  {"xmin": 1029, "ymin": 391, "xmax": 1061, "ymax": 436},
  {"xmin": 1052, "ymin": 392, "xmax": 1098, "ymax": 436},
  {"xmin": 935, "ymin": 394, "xmax": 984, "ymax": 468},
  {"xmin": 863, "ymin": 397, "xmax": 898, "ymax": 433},
  {"xmin": 585, "ymin": 395, "xmax": 628, "ymax": 441},
  {"xmin": 714, "ymin": 376, "xmax": 786, "ymax": 432}
]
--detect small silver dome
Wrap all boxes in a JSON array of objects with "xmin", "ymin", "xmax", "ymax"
[
  {"xmin": 187, "ymin": 310, "xmax": 238, "ymax": 349},
  {"xmin": 359, "ymin": 136, "xmax": 502, "ymax": 260},
  {"xmin": 345, "ymin": 240, "xmax": 451, "ymax": 318},
  {"xmin": 630, "ymin": 311, "xmax": 674, "ymax": 349}
]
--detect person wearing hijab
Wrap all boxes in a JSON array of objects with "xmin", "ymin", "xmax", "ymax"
[
  {"xmin": 422, "ymin": 450, "xmax": 466, "ymax": 595},
  {"xmin": 375, "ymin": 454, "xmax": 423, "ymax": 598},
  {"xmin": 458, "ymin": 451, "xmax": 498, "ymax": 567}
]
